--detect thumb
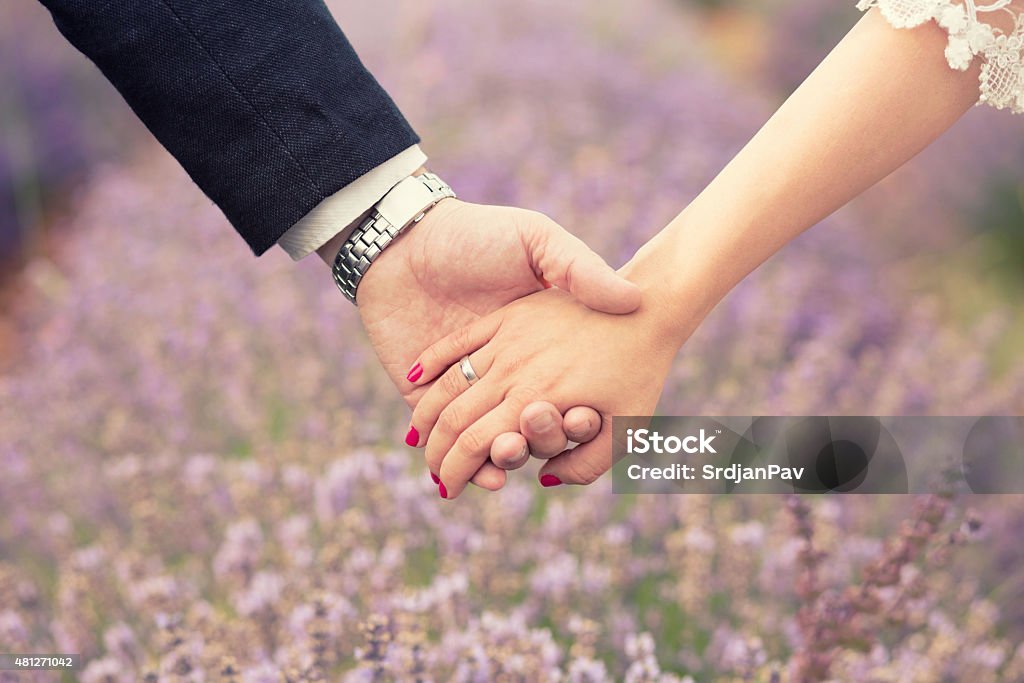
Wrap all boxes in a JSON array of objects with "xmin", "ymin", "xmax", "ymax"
[
  {"xmin": 537, "ymin": 429, "xmax": 613, "ymax": 487},
  {"xmin": 527, "ymin": 216, "xmax": 641, "ymax": 315}
]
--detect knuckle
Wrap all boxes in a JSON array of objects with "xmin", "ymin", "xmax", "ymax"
[
  {"xmin": 508, "ymin": 385, "xmax": 542, "ymax": 407},
  {"xmin": 410, "ymin": 405, "xmax": 425, "ymax": 428},
  {"xmin": 411, "ymin": 399, "xmax": 435, "ymax": 429},
  {"xmin": 456, "ymin": 429, "xmax": 487, "ymax": 458},
  {"xmin": 422, "ymin": 345, "xmax": 442, "ymax": 369},
  {"xmin": 420, "ymin": 354, "xmax": 438, "ymax": 375},
  {"xmin": 565, "ymin": 457, "xmax": 606, "ymax": 485},
  {"xmin": 439, "ymin": 369, "xmax": 465, "ymax": 397},
  {"xmin": 501, "ymin": 355, "xmax": 529, "ymax": 377},
  {"xmin": 519, "ymin": 208, "xmax": 550, "ymax": 227},
  {"xmin": 453, "ymin": 326, "xmax": 472, "ymax": 354},
  {"xmin": 524, "ymin": 208, "xmax": 557, "ymax": 227},
  {"xmin": 436, "ymin": 404, "xmax": 465, "ymax": 437},
  {"xmin": 424, "ymin": 450, "xmax": 442, "ymax": 473},
  {"xmin": 529, "ymin": 209, "xmax": 559, "ymax": 230},
  {"xmin": 513, "ymin": 208, "xmax": 556, "ymax": 246}
]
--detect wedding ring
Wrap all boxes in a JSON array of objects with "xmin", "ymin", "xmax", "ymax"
[{"xmin": 459, "ymin": 355, "xmax": 480, "ymax": 386}]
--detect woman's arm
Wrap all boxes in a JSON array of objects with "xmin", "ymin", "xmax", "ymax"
[{"xmin": 630, "ymin": 8, "xmax": 982, "ymax": 345}]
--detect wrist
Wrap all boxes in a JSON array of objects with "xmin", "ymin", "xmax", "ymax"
[
  {"xmin": 316, "ymin": 209, "xmax": 369, "ymax": 266},
  {"xmin": 620, "ymin": 223, "xmax": 720, "ymax": 347},
  {"xmin": 315, "ymin": 166, "xmax": 431, "ymax": 267},
  {"xmin": 357, "ymin": 198, "xmax": 464, "ymax": 299}
]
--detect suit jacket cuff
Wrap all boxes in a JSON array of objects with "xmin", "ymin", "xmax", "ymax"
[{"xmin": 277, "ymin": 145, "xmax": 428, "ymax": 260}]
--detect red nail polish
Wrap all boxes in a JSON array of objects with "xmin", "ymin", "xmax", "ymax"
[
  {"xmin": 406, "ymin": 363, "xmax": 423, "ymax": 383},
  {"xmin": 405, "ymin": 426, "xmax": 419, "ymax": 447},
  {"xmin": 540, "ymin": 474, "xmax": 562, "ymax": 488},
  {"xmin": 430, "ymin": 472, "xmax": 440, "ymax": 485},
  {"xmin": 438, "ymin": 481, "xmax": 448, "ymax": 499}
]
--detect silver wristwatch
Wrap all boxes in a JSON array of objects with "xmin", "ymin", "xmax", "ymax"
[{"xmin": 331, "ymin": 171, "xmax": 455, "ymax": 304}]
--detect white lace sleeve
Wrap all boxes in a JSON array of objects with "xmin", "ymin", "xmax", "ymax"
[{"xmin": 857, "ymin": 0, "xmax": 1024, "ymax": 112}]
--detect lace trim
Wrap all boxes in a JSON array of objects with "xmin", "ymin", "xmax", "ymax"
[{"xmin": 857, "ymin": 0, "xmax": 1024, "ymax": 113}]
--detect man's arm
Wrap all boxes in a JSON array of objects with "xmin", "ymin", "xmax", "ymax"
[
  {"xmin": 39, "ymin": 0, "xmax": 416, "ymax": 255},
  {"xmin": 39, "ymin": 0, "xmax": 634, "ymax": 491}
]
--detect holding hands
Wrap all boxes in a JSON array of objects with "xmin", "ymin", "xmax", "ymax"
[
  {"xmin": 344, "ymin": 197, "xmax": 647, "ymax": 490},
  {"xmin": 407, "ymin": 285, "xmax": 681, "ymax": 499},
  {"xmin": 44, "ymin": 0, "xmax": 1009, "ymax": 498},
  {"xmin": 391, "ymin": 7, "xmax": 993, "ymax": 498}
]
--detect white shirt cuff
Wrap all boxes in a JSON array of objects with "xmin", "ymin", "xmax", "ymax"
[{"xmin": 277, "ymin": 144, "xmax": 428, "ymax": 260}]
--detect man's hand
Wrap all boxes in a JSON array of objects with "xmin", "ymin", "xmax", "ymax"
[{"xmin": 323, "ymin": 198, "xmax": 640, "ymax": 490}]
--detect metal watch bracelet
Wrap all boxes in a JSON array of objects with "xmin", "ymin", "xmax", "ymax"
[{"xmin": 331, "ymin": 172, "xmax": 455, "ymax": 304}]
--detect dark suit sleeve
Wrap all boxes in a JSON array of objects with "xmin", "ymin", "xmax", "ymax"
[{"xmin": 39, "ymin": 0, "xmax": 420, "ymax": 255}]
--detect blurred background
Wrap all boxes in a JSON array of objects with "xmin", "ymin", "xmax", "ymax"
[{"xmin": 2, "ymin": 0, "xmax": 1023, "ymax": 680}]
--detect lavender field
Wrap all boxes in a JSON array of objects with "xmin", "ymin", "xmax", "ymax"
[{"xmin": 2, "ymin": 0, "xmax": 1024, "ymax": 680}]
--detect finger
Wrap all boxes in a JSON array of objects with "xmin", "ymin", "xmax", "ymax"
[
  {"xmin": 520, "ymin": 402, "xmax": 568, "ymax": 459},
  {"xmin": 537, "ymin": 421, "xmax": 612, "ymax": 487},
  {"xmin": 469, "ymin": 460, "xmax": 508, "ymax": 490},
  {"xmin": 430, "ymin": 455, "xmax": 508, "ymax": 490},
  {"xmin": 409, "ymin": 351, "xmax": 496, "ymax": 447},
  {"xmin": 424, "ymin": 377, "xmax": 503, "ymax": 477},
  {"xmin": 490, "ymin": 432, "xmax": 530, "ymax": 470},
  {"xmin": 562, "ymin": 406, "xmax": 601, "ymax": 443},
  {"xmin": 405, "ymin": 314, "xmax": 501, "ymax": 387},
  {"xmin": 438, "ymin": 401, "xmax": 522, "ymax": 499},
  {"xmin": 524, "ymin": 216, "xmax": 641, "ymax": 315}
]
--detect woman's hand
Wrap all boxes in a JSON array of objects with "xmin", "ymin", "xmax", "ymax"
[{"xmin": 406, "ymin": 287, "xmax": 682, "ymax": 499}]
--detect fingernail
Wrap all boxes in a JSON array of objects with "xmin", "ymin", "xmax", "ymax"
[
  {"xmin": 540, "ymin": 474, "xmax": 562, "ymax": 488},
  {"xmin": 566, "ymin": 419, "xmax": 592, "ymax": 441},
  {"xmin": 406, "ymin": 363, "xmax": 423, "ymax": 383},
  {"xmin": 430, "ymin": 472, "xmax": 440, "ymax": 484},
  {"xmin": 528, "ymin": 411, "xmax": 557, "ymax": 432},
  {"xmin": 438, "ymin": 481, "xmax": 448, "ymax": 499},
  {"xmin": 505, "ymin": 444, "xmax": 530, "ymax": 469},
  {"xmin": 405, "ymin": 426, "xmax": 419, "ymax": 447}
]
